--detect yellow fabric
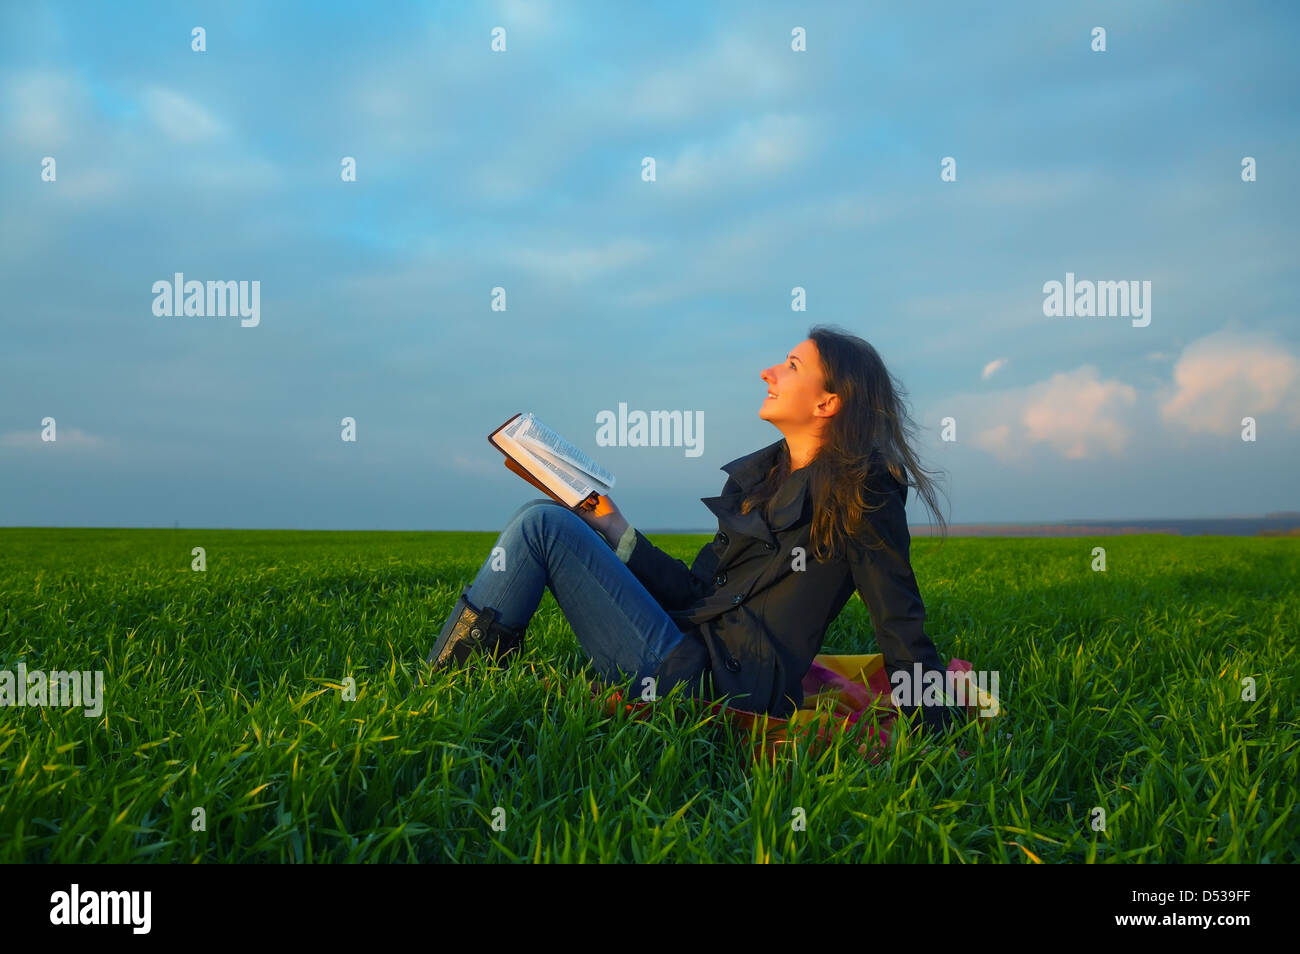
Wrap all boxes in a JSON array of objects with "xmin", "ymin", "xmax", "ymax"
[
  {"xmin": 810, "ymin": 652, "xmax": 885, "ymax": 683},
  {"xmin": 774, "ymin": 653, "xmax": 1001, "ymax": 747},
  {"xmin": 587, "ymin": 651, "xmax": 1001, "ymax": 763}
]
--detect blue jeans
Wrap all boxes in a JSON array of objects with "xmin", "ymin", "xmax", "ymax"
[{"xmin": 456, "ymin": 498, "xmax": 712, "ymax": 698}]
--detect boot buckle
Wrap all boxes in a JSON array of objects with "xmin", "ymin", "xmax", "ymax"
[{"xmin": 427, "ymin": 586, "xmax": 525, "ymax": 671}]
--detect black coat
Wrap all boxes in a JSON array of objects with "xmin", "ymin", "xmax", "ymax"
[{"xmin": 624, "ymin": 439, "xmax": 955, "ymax": 734}]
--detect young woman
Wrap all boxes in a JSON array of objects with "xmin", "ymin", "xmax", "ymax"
[{"xmin": 427, "ymin": 325, "xmax": 957, "ymax": 737}]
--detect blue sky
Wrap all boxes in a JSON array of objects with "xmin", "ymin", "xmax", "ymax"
[{"xmin": 1, "ymin": 0, "xmax": 1297, "ymax": 531}]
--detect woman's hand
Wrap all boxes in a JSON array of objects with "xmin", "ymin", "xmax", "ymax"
[{"xmin": 577, "ymin": 494, "xmax": 630, "ymax": 547}]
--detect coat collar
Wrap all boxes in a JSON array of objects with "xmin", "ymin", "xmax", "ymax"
[{"xmin": 700, "ymin": 439, "xmax": 810, "ymax": 543}]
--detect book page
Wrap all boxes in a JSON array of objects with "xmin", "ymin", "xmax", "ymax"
[
  {"xmin": 512, "ymin": 413, "xmax": 616, "ymax": 489},
  {"xmin": 495, "ymin": 425, "xmax": 596, "ymax": 507},
  {"xmin": 528, "ymin": 443, "xmax": 612, "ymax": 496}
]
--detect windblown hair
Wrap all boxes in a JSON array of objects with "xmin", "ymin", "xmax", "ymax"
[{"xmin": 740, "ymin": 325, "xmax": 949, "ymax": 562}]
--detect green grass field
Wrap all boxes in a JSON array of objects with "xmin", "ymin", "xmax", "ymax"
[{"xmin": 0, "ymin": 527, "xmax": 1295, "ymax": 863}]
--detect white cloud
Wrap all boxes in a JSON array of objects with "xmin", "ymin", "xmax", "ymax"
[
  {"xmin": 663, "ymin": 114, "xmax": 818, "ymax": 194},
  {"xmin": 982, "ymin": 358, "xmax": 1008, "ymax": 380},
  {"xmin": 499, "ymin": 236, "xmax": 654, "ymax": 283},
  {"xmin": 937, "ymin": 330, "xmax": 1300, "ymax": 467},
  {"xmin": 468, "ymin": 111, "xmax": 821, "ymax": 204},
  {"xmin": 0, "ymin": 428, "xmax": 108, "ymax": 450},
  {"xmin": 4, "ymin": 69, "xmax": 88, "ymax": 149},
  {"xmin": 347, "ymin": 70, "xmax": 467, "ymax": 155},
  {"xmin": 185, "ymin": 156, "xmax": 284, "ymax": 190},
  {"xmin": 462, "ymin": 28, "xmax": 807, "ymax": 201},
  {"xmin": 451, "ymin": 453, "xmax": 505, "ymax": 478},
  {"xmin": 623, "ymin": 32, "xmax": 799, "ymax": 123},
  {"xmin": 1159, "ymin": 329, "xmax": 1300, "ymax": 435},
  {"xmin": 973, "ymin": 422, "xmax": 1013, "ymax": 459},
  {"xmin": 805, "ymin": 190, "xmax": 898, "ymax": 229},
  {"xmin": 470, "ymin": 160, "xmax": 542, "ymax": 203},
  {"xmin": 947, "ymin": 365, "xmax": 1138, "ymax": 464},
  {"xmin": 1019, "ymin": 367, "xmax": 1138, "ymax": 459},
  {"xmin": 142, "ymin": 87, "xmax": 226, "ymax": 143},
  {"xmin": 606, "ymin": 188, "xmax": 898, "ymax": 310},
  {"xmin": 493, "ymin": 0, "xmax": 558, "ymax": 34},
  {"xmin": 45, "ymin": 167, "xmax": 126, "ymax": 202},
  {"xmin": 955, "ymin": 168, "xmax": 1100, "ymax": 208}
]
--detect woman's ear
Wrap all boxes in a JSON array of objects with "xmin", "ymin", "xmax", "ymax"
[{"xmin": 816, "ymin": 391, "xmax": 841, "ymax": 418}]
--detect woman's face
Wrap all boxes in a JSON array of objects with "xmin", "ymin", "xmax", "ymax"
[{"xmin": 759, "ymin": 338, "xmax": 832, "ymax": 428}]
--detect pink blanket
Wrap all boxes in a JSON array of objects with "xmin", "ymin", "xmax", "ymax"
[{"xmin": 595, "ymin": 654, "xmax": 999, "ymax": 763}]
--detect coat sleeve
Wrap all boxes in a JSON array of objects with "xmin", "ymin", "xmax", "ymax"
[
  {"xmin": 622, "ymin": 473, "xmax": 739, "ymax": 611},
  {"xmin": 849, "ymin": 475, "xmax": 955, "ymax": 737},
  {"xmin": 623, "ymin": 529, "xmax": 712, "ymax": 611}
]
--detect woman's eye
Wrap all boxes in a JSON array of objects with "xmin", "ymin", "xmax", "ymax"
[{"xmin": 789, "ymin": 361, "xmax": 796, "ymax": 369}]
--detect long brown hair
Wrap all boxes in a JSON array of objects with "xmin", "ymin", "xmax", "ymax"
[{"xmin": 740, "ymin": 325, "xmax": 949, "ymax": 562}]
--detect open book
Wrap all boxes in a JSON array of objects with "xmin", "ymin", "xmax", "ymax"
[{"xmin": 489, "ymin": 412, "xmax": 616, "ymax": 510}]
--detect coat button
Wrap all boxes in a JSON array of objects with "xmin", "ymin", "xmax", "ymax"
[
  {"xmin": 725, "ymin": 656, "xmax": 741, "ymax": 672},
  {"xmin": 715, "ymin": 572, "xmax": 727, "ymax": 585},
  {"xmin": 731, "ymin": 594, "xmax": 743, "ymax": 605},
  {"xmin": 764, "ymin": 542, "xmax": 776, "ymax": 551}
]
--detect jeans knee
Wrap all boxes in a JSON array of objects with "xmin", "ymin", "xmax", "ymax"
[
  {"xmin": 507, "ymin": 497, "xmax": 563, "ymax": 527},
  {"xmin": 513, "ymin": 499, "xmax": 585, "ymax": 546}
]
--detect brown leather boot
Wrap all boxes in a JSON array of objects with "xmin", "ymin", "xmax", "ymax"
[{"xmin": 426, "ymin": 585, "xmax": 526, "ymax": 671}]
